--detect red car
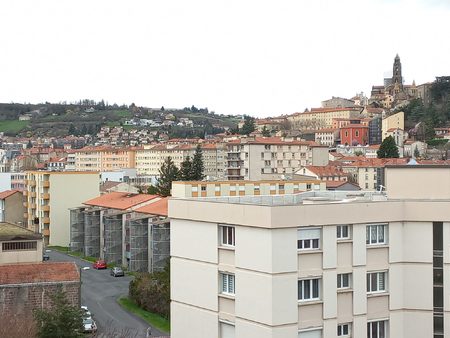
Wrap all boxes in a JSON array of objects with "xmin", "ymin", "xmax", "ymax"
[{"xmin": 93, "ymin": 260, "xmax": 107, "ymax": 269}]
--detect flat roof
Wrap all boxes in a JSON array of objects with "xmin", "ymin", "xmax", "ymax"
[{"xmin": 175, "ymin": 190, "xmax": 387, "ymax": 207}]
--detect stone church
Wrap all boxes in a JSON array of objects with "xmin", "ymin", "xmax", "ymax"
[{"xmin": 370, "ymin": 54, "xmax": 419, "ymax": 108}]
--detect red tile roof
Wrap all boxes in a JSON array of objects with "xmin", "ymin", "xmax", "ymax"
[
  {"xmin": 0, "ymin": 262, "xmax": 79, "ymax": 285},
  {"xmin": 135, "ymin": 197, "xmax": 168, "ymax": 216},
  {"xmin": 0, "ymin": 190, "xmax": 20, "ymax": 200},
  {"xmin": 84, "ymin": 192, "xmax": 159, "ymax": 210},
  {"xmin": 304, "ymin": 166, "xmax": 348, "ymax": 177}
]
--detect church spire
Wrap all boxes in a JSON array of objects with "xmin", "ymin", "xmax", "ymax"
[{"xmin": 392, "ymin": 54, "xmax": 403, "ymax": 88}]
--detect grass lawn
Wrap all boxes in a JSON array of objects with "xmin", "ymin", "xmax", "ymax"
[
  {"xmin": 0, "ymin": 120, "xmax": 29, "ymax": 133},
  {"xmin": 118, "ymin": 297, "xmax": 170, "ymax": 334},
  {"xmin": 47, "ymin": 246, "xmax": 98, "ymax": 263}
]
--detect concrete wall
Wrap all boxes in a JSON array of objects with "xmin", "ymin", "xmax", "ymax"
[
  {"xmin": 4, "ymin": 193, "xmax": 24, "ymax": 225},
  {"xmin": 0, "ymin": 239, "xmax": 43, "ymax": 264}
]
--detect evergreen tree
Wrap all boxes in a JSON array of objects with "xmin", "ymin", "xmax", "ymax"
[
  {"xmin": 191, "ymin": 145, "xmax": 205, "ymax": 180},
  {"xmin": 240, "ymin": 115, "xmax": 256, "ymax": 136},
  {"xmin": 26, "ymin": 140, "xmax": 33, "ymax": 149},
  {"xmin": 377, "ymin": 136, "xmax": 400, "ymax": 158},
  {"xmin": 68, "ymin": 123, "xmax": 76, "ymax": 135},
  {"xmin": 261, "ymin": 126, "xmax": 271, "ymax": 137},
  {"xmin": 155, "ymin": 157, "xmax": 180, "ymax": 197},
  {"xmin": 180, "ymin": 155, "xmax": 193, "ymax": 181},
  {"xmin": 147, "ymin": 185, "xmax": 158, "ymax": 194},
  {"xmin": 33, "ymin": 285, "xmax": 84, "ymax": 338}
]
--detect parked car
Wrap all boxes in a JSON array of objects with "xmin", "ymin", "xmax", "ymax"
[
  {"xmin": 92, "ymin": 260, "xmax": 107, "ymax": 269},
  {"xmin": 81, "ymin": 305, "xmax": 91, "ymax": 319},
  {"xmin": 110, "ymin": 267, "xmax": 124, "ymax": 277},
  {"xmin": 82, "ymin": 317, "xmax": 97, "ymax": 333}
]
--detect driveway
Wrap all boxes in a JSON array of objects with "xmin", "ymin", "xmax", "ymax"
[{"xmin": 47, "ymin": 250, "xmax": 165, "ymax": 337}]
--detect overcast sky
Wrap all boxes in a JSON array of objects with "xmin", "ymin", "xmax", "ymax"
[{"xmin": 1, "ymin": 0, "xmax": 449, "ymax": 117}]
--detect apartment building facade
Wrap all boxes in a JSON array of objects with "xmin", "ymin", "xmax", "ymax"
[
  {"xmin": 226, "ymin": 137, "xmax": 328, "ymax": 181},
  {"xmin": 135, "ymin": 143, "xmax": 226, "ymax": 180},
  {"xmin": 169, "ymin": 166, "xmax": 450, "ymax": 338},
  {"xmin": 24, "ymin": 171, "xmax": 99, "ymax": 246},
  {"xmin": 288, "ymin": 108, "xmax": 363, "ymax": 130},
  {"xmin": 74, "ymin": 147, "xmax": 136, "ymax": 172}
]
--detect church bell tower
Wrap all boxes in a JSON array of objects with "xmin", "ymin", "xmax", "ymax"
[{"xmin": 392, "ymin": 54, "xmax": 403, "ymax": 89}]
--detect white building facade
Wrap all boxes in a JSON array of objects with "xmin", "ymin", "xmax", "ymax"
[{"xmin": 169, "ymin": 165, "xmax": 450, "ymax": 338}]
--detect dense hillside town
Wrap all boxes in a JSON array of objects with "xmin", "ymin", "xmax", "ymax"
[{"xmin": 1, "ymin": 54, "xmax": 449, "ymax": 338}]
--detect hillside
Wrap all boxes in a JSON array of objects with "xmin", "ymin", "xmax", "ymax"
[{"xmin": 0, "ymin": 102, "xmax": 240, "ymax": 138}]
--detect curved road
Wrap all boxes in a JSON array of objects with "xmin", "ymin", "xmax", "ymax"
[{"xmin": 47, "ymin": 250, "xmax": 165, "ymax": 338}]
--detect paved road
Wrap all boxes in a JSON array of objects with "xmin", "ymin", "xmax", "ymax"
[{"xmin": 47, "ymin": 250, "xmax": 165, "ymax": 337}]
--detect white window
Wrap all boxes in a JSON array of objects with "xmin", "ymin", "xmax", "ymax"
[
  {"xmin": 298, "ymin": 278, "xmax": 320, "ymax": 301},
  {"xmin": 336, "ymin": 225, "xmax": 350, "ymax": 240},
  {"xmin": 298, "ymin": 228, "xmax": 321, "ymax": 250},
  {"xmin": 238, "ymin": 185, "xmax": 245, "ymax": 191},
  {"xmin": 230, "ymin": 185, "xmax": 236, "ymax": 191},
  {"xmin": 337, "ymin": 273, "xmax": 351, "ymax": 289},
  {"xmin": 221, "ymin": 273, "xmax": 235, "ymax": 295},
  {"xmin": 215, "ymin": 186, "xmax": 220, "ymax": 192},
  {"xmin": 298, "ymin": 328, "xmax": 322, "ymax": 338},
  {"xmin": 367, "ymin": 271, "xmax": 387, "ymax": 293},
  {"xmin": 219, "ymin": 321, "xmax": 235, "ymax": 338},
  {"xmin": 367, "ymin": 320, "xmax": 387, "ymax": 338},
  {"xmin": 220, "ymin": 225, "xmax": 235, "ymax": 247},
  {"xmin": 337, "ymin": 323, "xmax": 351, "ymax": 336},
  {"xmin": 192, "ymin": 186, "xmax": 198, "ymax": 192},
  {"xmin": 366, "ymin": 224, "xmax": 387, "ymax": 245}
]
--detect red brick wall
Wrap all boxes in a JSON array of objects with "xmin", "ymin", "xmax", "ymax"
[{"xmin": 0, "ymin": 282, "xmax": 80, "ymax": 315}]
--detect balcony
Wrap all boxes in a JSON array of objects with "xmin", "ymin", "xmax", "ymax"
[
  {"xmin": 28, "ymin": 181, "xmax": 36, "ymax": 187},
  {"xmin": 42, "ymin": 217, "xmax": 50, "ymax": 224},
  {"xmin": 42, "ymin": 229, "xmax": 50, "ymax": 236},
  {"xmin": 23, "ymin": 191, "xmax": 28, "ymax": 196},
  {"xmin": 42, "ymin": 193, "xmax": 50, "ymax": 199},
  {"xmin": 30, "ymin": 203, "xmax": 37, "ymax": 209},
  {"xmin": 23, "ymin": 212, "xmax": 28, "ymax": 219},
  {"xmin": 43, "ymin": 181, "xmax": 50, "ymax": 188},
  {"xmin": 23, "ymin": 201, "xmax": 28, "ymax": 207},
  {"xmin": 42, "ymin": 205, "xmax": 50, "ymax": 212},
  {"xmin": 30, "ymin": 192, "xmax": 36, "ymax": 197}
]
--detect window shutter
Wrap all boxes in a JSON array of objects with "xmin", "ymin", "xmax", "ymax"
[
  {"xmin": 222, "ymin": 274, "xmax": 228, "ymax": 292},
  {"xmin": 220, "ymin": 322, "xmax": 235, "ymax": 338},
  {"xmin": 298, "ymin": 228, "xmax": 321, "ymax": 240},
  {"xmin": 298, "ymin": 329, "xmax": 322, "ymax": 338},
  {"xmin": 378, "ymin": 272, "xmax": 385, "ymax": 291},
  {"xmin": 229, "ymin": 275, "xmax": 235, "ymax": 293}
]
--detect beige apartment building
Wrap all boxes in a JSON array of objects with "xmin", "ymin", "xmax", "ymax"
[
  {"xmin": 288, "ymin": 108, "xmax": 363, "ymax": 130},
  {"xmin": 169, "ymin": 165, "xmax": 450, "ymax": 338},
  {"xmin": 135, "ymin": 143, "xmax": 226, "ymax": 180},
  {"xmin": 381, "ymin": 112, "xmax": 404, "ymax": 141},
  {"xmin": 24, "ymin": 171, "xmax": 99, "ymax": 246},
  {"xmin": 226, "ymin": 137, "xmax": 328, "ymax": 181},
  {"xmin": 171, "ymin": 179, "xmax": 326, "ymax": 198},
  {"xmin": 74, "ymin": 147, "xmax": 136, "ymax": 172}
]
